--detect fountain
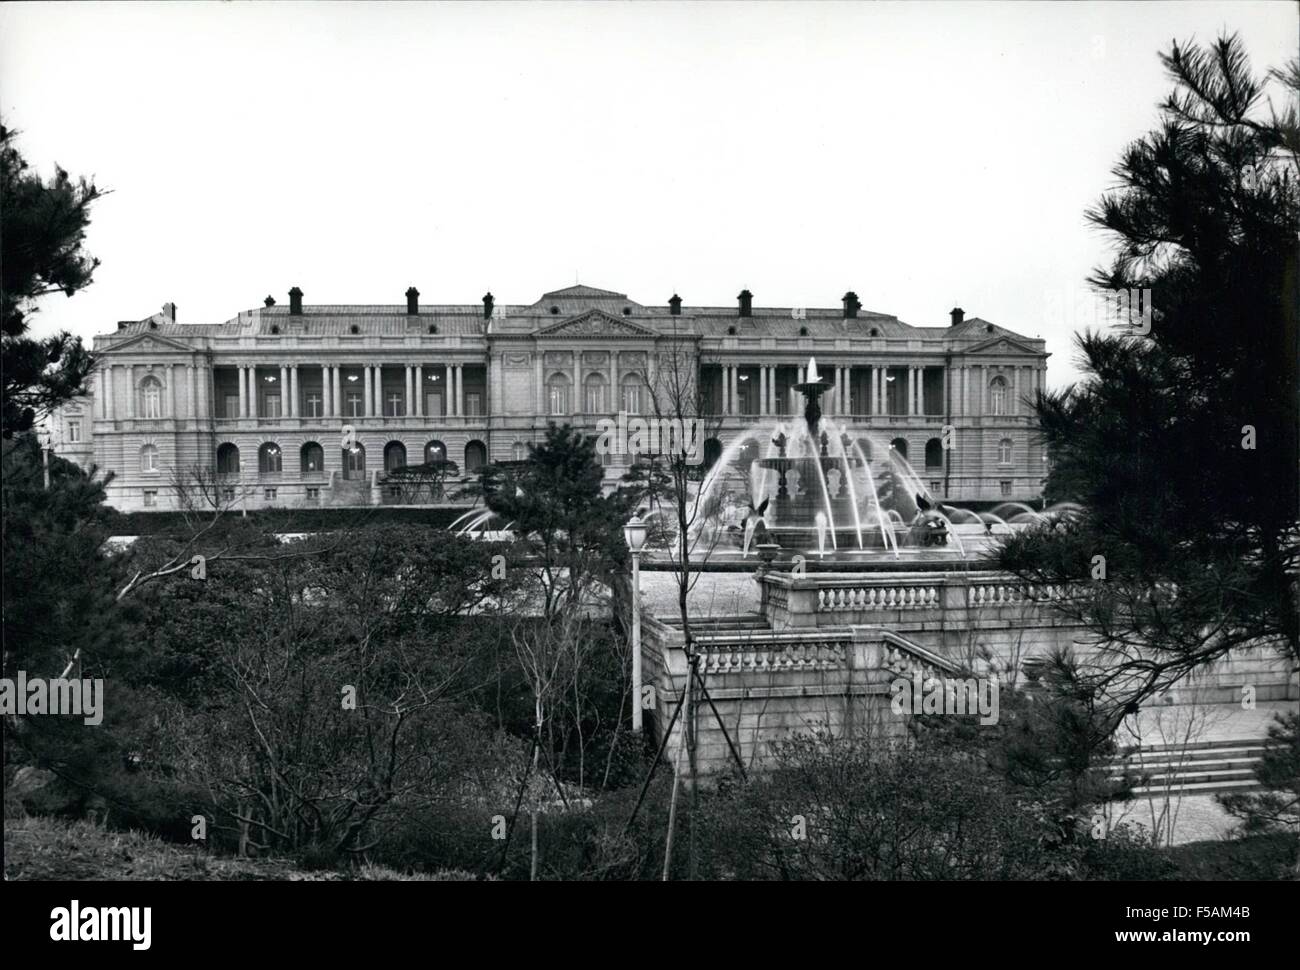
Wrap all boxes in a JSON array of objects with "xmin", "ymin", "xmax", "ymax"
[{"xmin": 693, "ymin": 356, "xmax": 976, "ymax": 561}]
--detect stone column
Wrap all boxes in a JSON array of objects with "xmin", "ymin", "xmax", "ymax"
[
  {"xmin": 1012, "ymin": 366, "xmax": 1021, "ymax": 416},
  {"xmin": 289, "ymin": 366, "xmax": 299, "ymax": 417},
  {"xmin": 236, "ymin": 366, "xmax": 246, "ymax": 418},
  {"xmin": 759, "ymin": 366, "xmax": 767, "ymax": 416},
  {"xmin": 534, "ymin": 355, "xmax": 544, "ymax": 416},
  {"xmin": 414, "ymin": 365, "xmax": 423, "ymax": 417},
  {"xmin": 609, "ymin": 353, "xmax": 618, "ymax": 414},
  {"xmin": 404, "ymin": 365, "xmax": 413, "ymax": 417},
  {"xmin": 571, "ymin": 355, "xmax": 580, "ymax": 416},
  {"xmin": 332, "ymin": 367, "xmax": 342, "ymax": 418},
  {"xmin": 186, "ymin": 365, "xmax": 196, "ymax": 421},
  {"xmin": 363, "ymin": 366, "xmax": 372, "ymax": 418}
]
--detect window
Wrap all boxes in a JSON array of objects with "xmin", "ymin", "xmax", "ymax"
[
  {"xmin": 386, "ymin": 392, "xmax": 404, "ymax": 417},
  {"xmin": 306, "ymin": 486, "xmax": 320, "ymax": 503},
  {"xmin": 990, "ymin": 377, "xmax": 1008, "ymax": 416},
  {"xmin": 584, "ymin": 374, "xmax": 607, "ymax": 414},
  {"xmin": 258, "ymin": 442, "xmax": 283, "ymax": 474},
  {"xmin": 425, "ymin": 440, "xmax": 447, "ymax": 465},
  {"xmin": 68, "ymin": 420, "xmax": 81, "ymax": 443},
  {"xmin": 264, "ymin": 393, "xmax": 282, "ymax": 418},
  {"xmin": 264, "ymin": 488, "xmax": 277, "ymax": 501},
  {"xmin": 224, "ymin": 394, "xmax": 240, "ymax": 419},
  {"xmin": 464, "ymin": 392, "xmax": 482, "ymax": 417},
  {"xmin": 216, "ymin": 443, "xmax": 240, "ymax": 475},
  {"xmin": 301, "ymin": 442, "xmax": 324, "ymax": 473},
  {"xmin": 890, "ymin": 437, "xmax": 908, "ymax": 460},
  {"xmin": 924, "ymin": 438, "xmax": 943, "ymax": 469},
  {"xmin": 140, "ymin": 377, "xmax": 163, "ymax": 419},
  {"xmin": 998, "ymin": 438, "xmax": 1013, "ymax": 464},
  {"xmin": 465, "ymin": 440, "xmax": 487, "ymax": 474},
  {"xmin": 140, "ymin": 444, "xmax": 159, "ymax": 473},
  {"xmin": 345, "ymin": 444, "xmax": 366, "ymax": 475},
  {"xmin": 621, "ymin": 374, "xmax": 644, "ymax": 414},
  {"xmin": 306, "ymin": 393, "xmax": 322, "ymax": 418},
  {"xmin": 222, "ymin": 487, "xmax": 235, "ymax": 502},
  {"xmin": 142, "ymin": 489, "xmax": 157, "ymax": 507},
  {"xmin": 929, "ymin": 481, "xmax": 941, "ymax": 493},
  {"xmin": 384, "ymin": 441, "xmax": 407, "ymax": 472},
  {"xmin": 1000, "ymin": 480, "xmax": 1012, "ymax": 497},
  {"xmin": 346, "ymin": 392, "xmax": 364, "ymax": 417},
  {"xmin": 547, "ymin": 373, "xmax": 571, "ymax": 416},
  {"xmin": 512, "ymin": 441, "xmax": 526, "ymax": 462}
]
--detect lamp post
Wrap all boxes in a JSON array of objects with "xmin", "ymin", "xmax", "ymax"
[
  {"xmin": 623, "ymin": 514, "xmax": 649, "ymax": 732},
  {"xmin": 37, "ymin": 427, "xmax": 53, "ymax": 490}
]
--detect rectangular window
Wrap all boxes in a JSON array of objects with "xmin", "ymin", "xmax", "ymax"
[
  {"xmin": 222, "ymin": 487, "xmax": 236, "ymax": 502},
  {"xmin": 464, "ymin": 392, "xmax": 482, "ymax": 417},
  {"xmin": 225, "ymin": 395, "xmax": 240, "ymax": 419},
  {"xmin": 623, "ymin": 384, "xmax": 641, "ymax": 414},
  {"xmin": 347, "ymin": 393, "xmax": 363, "ymax": 417},
  {"xmin": 929, "ymin": 481, "xmax": 941, "ymax": 493},
  {"xmin": 549, "ymin": 387, "xmax": 569, "ymax": 416},
  {"xmin": 584, "ymin": 386, "xmax": 605, "ymax": 414},
  {"xmin": 264, "ymin": 394, "xmax": 281, "ymax": 418},
  {"xmin": 306, "ymin": 486, "xmax": 320, "ymax": 502},
  {"xmin": 1000, "ymin": 480, "xmax": 1012, "ymax": 497},
  {"xmin": 386, "ymin": 393, "xmax": 404, "ymax": 417},
  {"xmin": 307, "ymin": 394, "xmax": 322, "ymax": 418},
  {"xmin": 264, "ymin": 488, "xmax": 277, "ymax": 501},
  {"xmin": 142, "ymin": 489, "xmax": 157, "ymax": 507},
  {"xmin": 426, "ymin": 391, "xmax": 442, "ymax": 417},
  {"xmin": 68, "ymin": 420, "xmax": 81, "ymax": 443}
]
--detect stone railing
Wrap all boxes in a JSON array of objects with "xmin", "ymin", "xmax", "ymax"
[
  {"xmin": 760, "ymin": 570, "xmax": 1081, "ymax": 630},
  {"xmin": 694, "ymin": 632, "xmax": 851, "ymax": 674}
]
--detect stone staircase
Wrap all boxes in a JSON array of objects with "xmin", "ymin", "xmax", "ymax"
[{"xmin": 1111, "ymin": 738, "xmax": 1268, "ymax": 798}]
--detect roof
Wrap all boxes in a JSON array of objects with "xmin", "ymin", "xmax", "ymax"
[{"xmin": 96, "ymin": 284, "xmax": 1046, "ymax": 352}]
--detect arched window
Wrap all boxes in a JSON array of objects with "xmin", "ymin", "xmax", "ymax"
[
  {"xmin": 258, "ymin": 442, "xmax": 283, "ymax": 474},
  {"xmin": 737, "ymin": 439, "xmax": 760, "ymax": 471},
  {"xmin": 546, "ymin": 373, "xmax": 571, "ymax": 416},
  {"xmin": 216, "ymin": 443, "xmax": 240, "ymax": 475},
  {"xmin": 140, "ymin": 377, "xmax": 163, "ymax": 419},
  {"xmin": 890, "ymin": 437, "xmax": 908, "ymax": 460},
  {"xmin": 140, "ymin": 444, "xmax": 159, "ymax": 473},
  {"xmin": 702, "ymin": 438, "xmax": 723, "ymax": 470},
  {"xmin": 512, "ymin": 441, "xmax": 526, "ymax": 462},
  {"xmin": 384, "ymin": 441, "xmax": 407, "ymax": 472},
  {"xmin": 300, "ymin": 442, "xmax": 324, "ymax": 473},
  {"xmin": 343, "ymin": 442, "xmax": 366, "ymax": 477},
  {"xmin": 925, "ymin": 438, "xmax": 943, "ymax": 469},
  {"xmin": 621, "ymin": 373, "xmax": 645, "ymax": 414},
  {"xmin": 424, "ymin": 440, "xmax": 447, "ymax": 464},
  {"xmin": 989, "ymin": 377, "xmax": 1008, "ymax": 416},
  {"xmin": 465, "ymin": 440, "xmax": 487, "ymax": 474},
  {"xmin": 584, "ymin": 373, "xmax": 607, "ymax": 414},
  {"xmin": 998, "ymin": 438, "xmax": 1013, "ymax": 464}
]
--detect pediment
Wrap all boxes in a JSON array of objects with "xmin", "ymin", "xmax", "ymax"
[
  {"xmin": 535, "ymin": 309, "xmax": 657, "ymax": 338},
  {"xmin": 962, "ymin": 334, "xmax": 1041, "ymax": 357},
  {"xmin": 103, "ymin": 332, "xmax": 196, "ymax": 355}
]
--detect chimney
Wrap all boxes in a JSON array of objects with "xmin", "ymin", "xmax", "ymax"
[
  {"xmin": 950, "ymin": 306, "xmax": 964, "ymax": 327},
  {"xmin": 483, "ymin": 292, "xmax": 495, "ymax": 320},
  {"xmin": 289, "ymin": 286, "xmax": 304, "ymax": 315},
  {"xmin": 669, "ymin": 294, "xmax": 682, "ymax": 316},
  {"xmin": 737, "ymin": 289, "xmax": 753, "ymax": 318},
  {"xmin": 161, "ymin": 302, "xmax": 177, "ymax": 323},
  {"xmin": 406, "ymin": 286, "xmax": 420, "ymax": 315},
  {"xmin": 264, "ymin": 295, "xmax": 276, "ymax": 308},
  {"xmin": 842, "ymin": 291, "xmax": 860, "ymax": 319}
]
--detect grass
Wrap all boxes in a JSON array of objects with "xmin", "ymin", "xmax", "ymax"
[{"xmin": 3, "ymin": 816, "xmax": 489, "ymax": 881}]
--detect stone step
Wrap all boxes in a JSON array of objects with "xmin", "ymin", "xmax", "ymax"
[
  {"xmin": 1118, "ymin": 738, "xmax": 1268, "ymax": 755},
  {"xmin": 1128, "ymin": 778, "xmax": 1264, "ymax": 798},
  {"xmin": 1117, "ymin": 766, "xmax": 1259, "ymax": 787},
  {"xmin": 1115, "ymin": 755, "xmax": 1263, "ymax": 773}
]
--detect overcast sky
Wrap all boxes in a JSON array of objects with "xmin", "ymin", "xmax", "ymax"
[{"xmin": 2, "ymin": 1, "xmax": 1296, "ymax": 387}]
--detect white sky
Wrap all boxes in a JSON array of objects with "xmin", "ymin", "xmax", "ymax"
[{"xmin": 2, "ymin": 1, "xmax": 1296, "ymax": 387}]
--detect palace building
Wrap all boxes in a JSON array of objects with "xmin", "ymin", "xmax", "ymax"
[{"xmin": 51, "ymin": 284, "xmax": 1050, "ymax": 511}]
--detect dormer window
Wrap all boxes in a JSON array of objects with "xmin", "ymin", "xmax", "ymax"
[
  {"xmin": 428, "ymin": 324, "xmax": 438, "ymax": 334},
  {"xmin": 727, "ymin": 325, "xmax": 737, "ymax": 335},
  {"xmin": 350, "ymin": 325, "xmax": 360, "ymax": 335},
  {"xmin": 270, "ymin": 325, "xmax": 280, "ymax": 335},
  {"xmin": 870, "ymin": 328, "xmax": 880, "ymax": 337},
  {"xmin": 550, "ymin": 306, "xmax": 560, "ymax": 315},
  {"xmin": 622, "ymin": 307, "xmax": 631, "ymax": 316},
  {"xmin": 799, "ymin": 326, "xmax": 809, "ymax": 336}
]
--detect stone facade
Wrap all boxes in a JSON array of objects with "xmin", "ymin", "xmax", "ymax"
[{"xmin": 55, "ymin": 284, "xmax": 1050, "ymax": 511}]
